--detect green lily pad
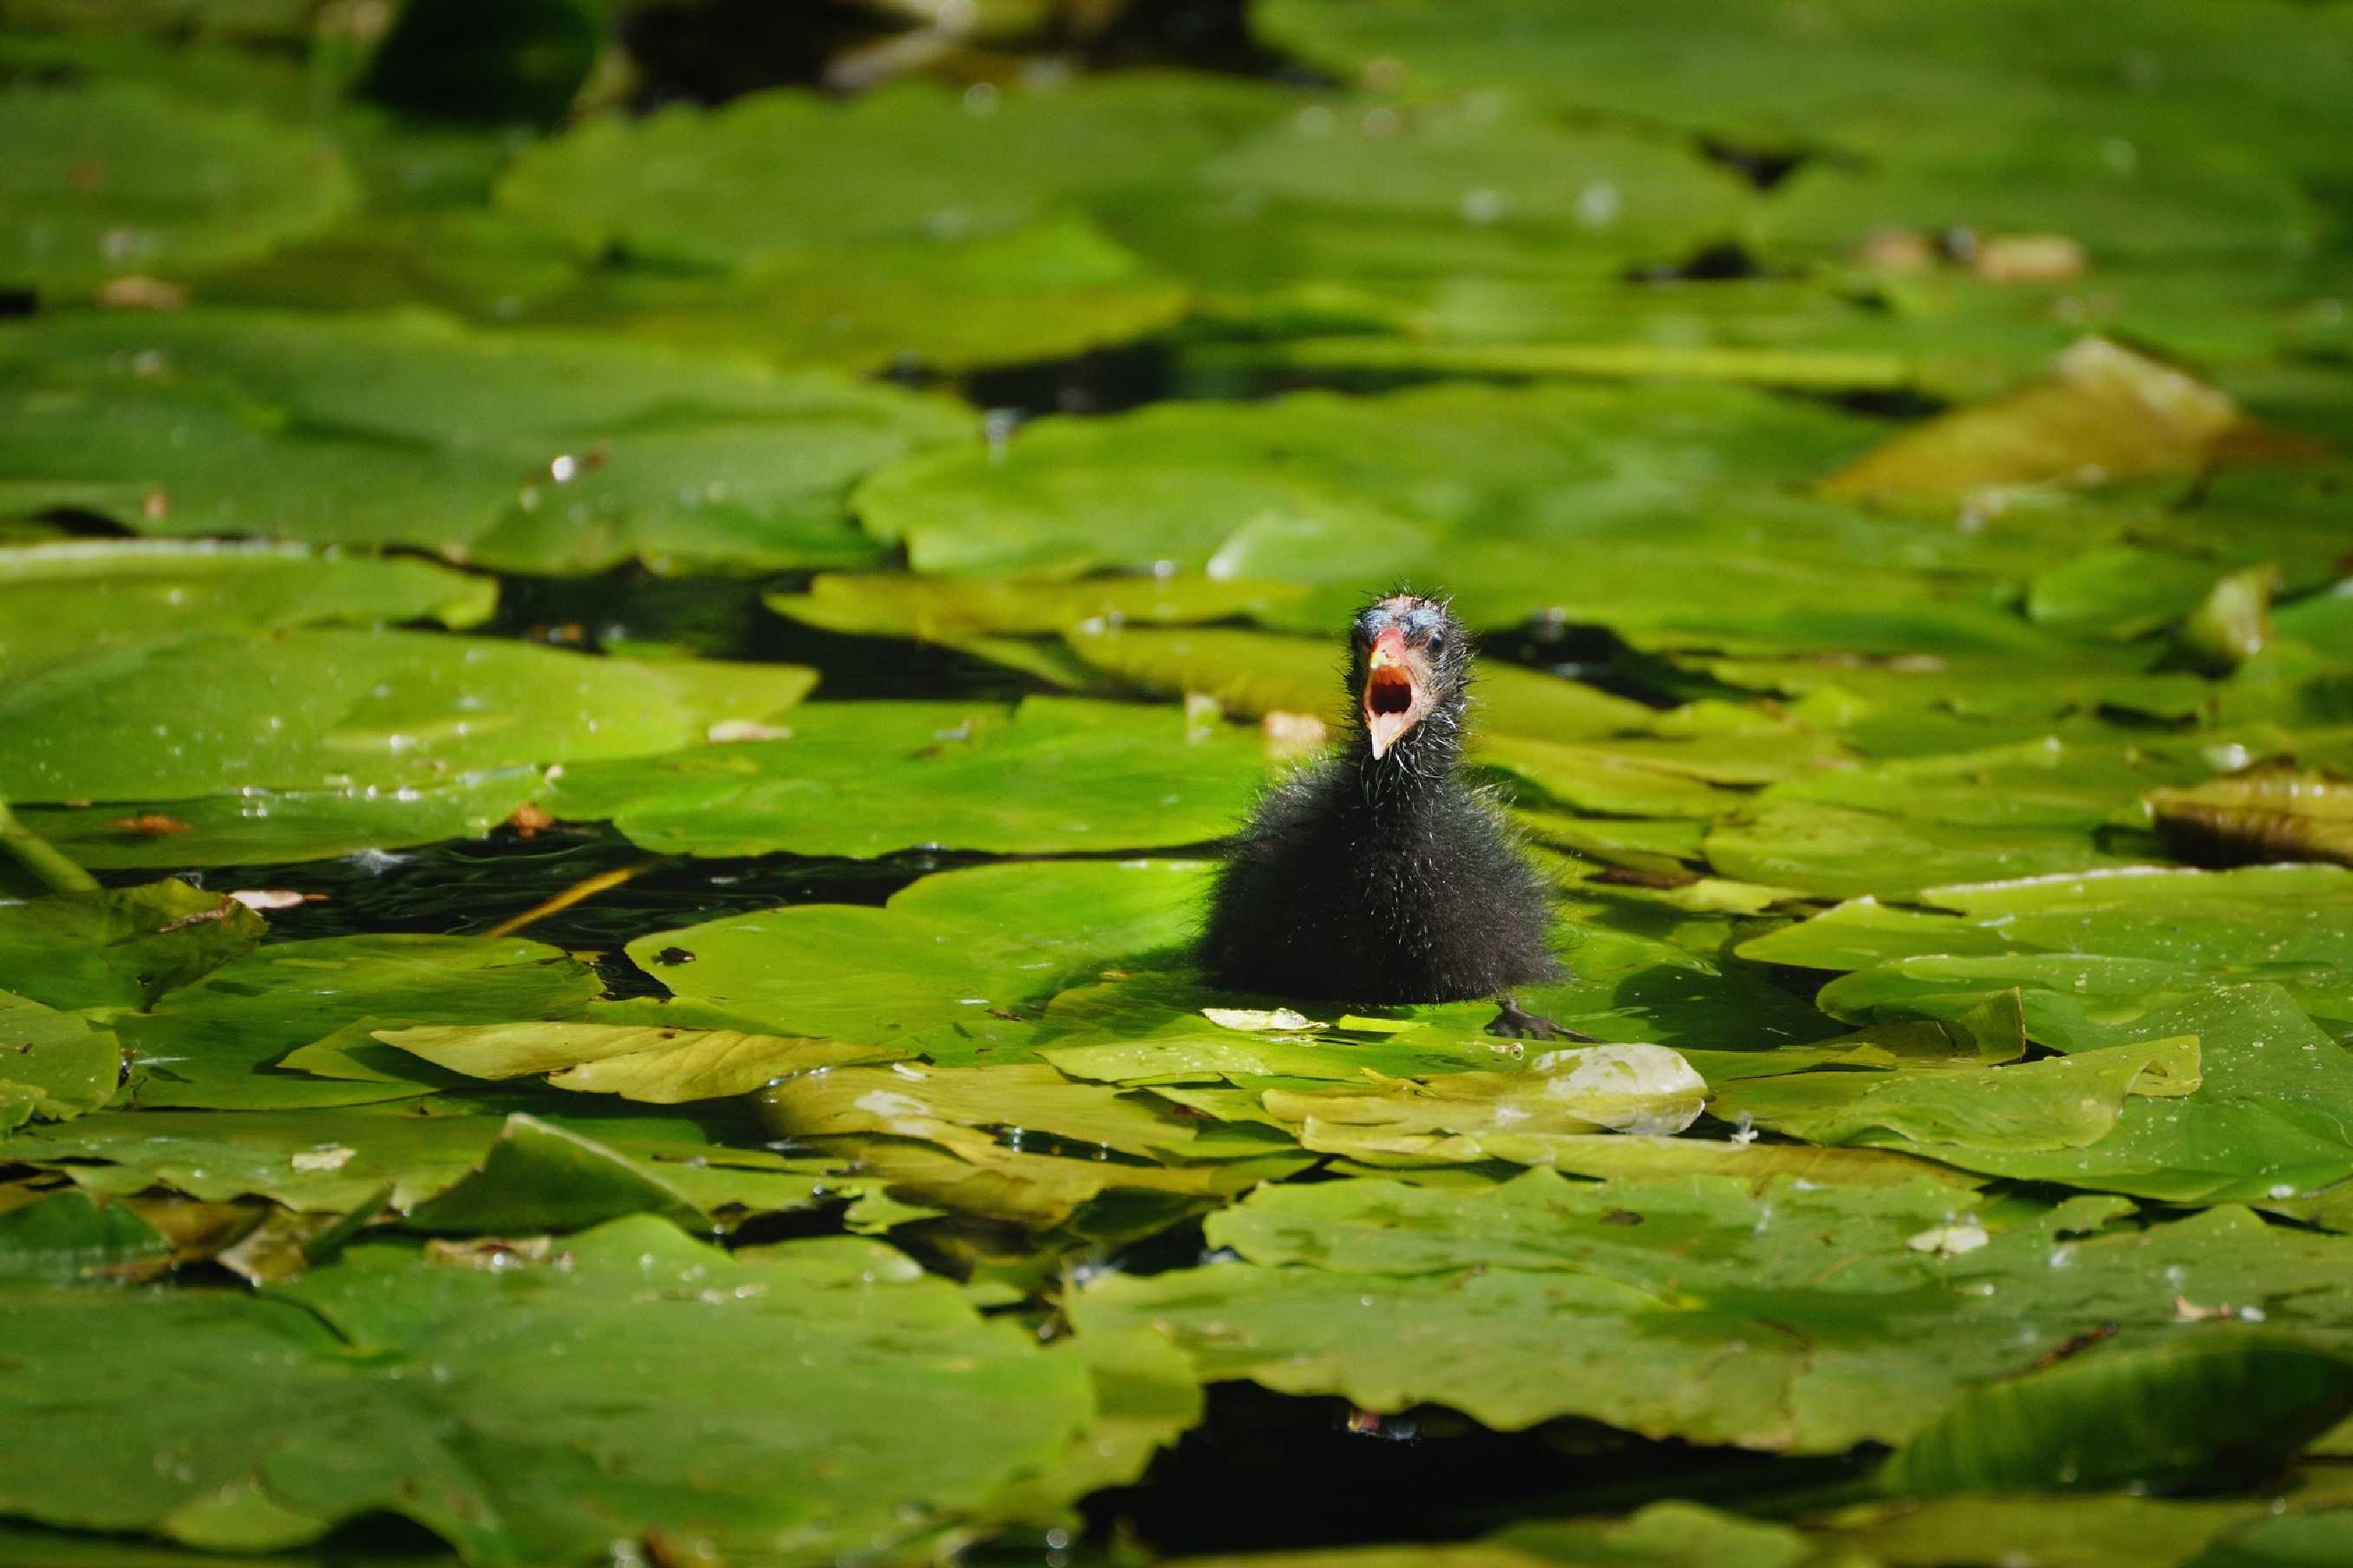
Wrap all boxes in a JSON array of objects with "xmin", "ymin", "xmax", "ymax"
[
  {"xmin": 0, "ymin": 308, "xmax": 971, "ymax": 573},
  {"xmin": 0, "ymin": 540, "xmax": 493, "ymax": 683},
  {"xmin": 533, "ymin": 213, "xmax": 1192, "ymax": 376},
  {"xmin": 1253, "ymin": 0, "xmax": 2347, "ymax": 257},
  {"xmin": 853, "ymin": 381, "xmax": 1879, "ymax": 598},
  {"xmin": 402, "ymin": 1113, "xmax": 710, "ymax": 1234},
  {"xmin": 1262, "ymin": 1043, "xmax": 1709, "ymax": 1166},
  {"xmin": 546, "ymin": 697, "xmax": 1271, "ymax": 859},
  {"xmin": 1828, "ymin": 984, "xmax": 2353, "ymax": 1205},
  {"xmin": 1072, "ymin": 1168, "xmax": 2353, "ymax": 1452},
  {"xmin": 497, "ymin": 75, "xmax": 1288, "ymax": 266},
  {"xmin": 761, "ymin": 1060, "xmax": 1292, "ymax": 1167},
  {"xmin": 1711, "ymin": 1034, "xmax": 2200, "ymax": 1154},
  {"xmin": 766, "ymin": 571, "xmax": 1311, "ymax": 643},
  {"xmin": 1703, "ymin": 736, "xmax": 2212, "ymax": 898},
  {"xmin": 117, "ymin": 933, "xmax": 601, "ymax": 1110},
  {"xmin": 13, "ymin": 771, "xmax": 545, "ymax": 872},
  {"xmin": 0, "ymin": 1217, "xmax": 1097, "ymax": 1562},
  {"xmin": 2, "ymin": 1101, "xmax": 854, "ymax": 1219},
  {"xmin": 622, "ymin": 859, "xmax": 1212, "ymax": 1058},
  {"xmin": 0, "ymin": 83, "xmax": 354, "ymax": 295},
  {"xmin": 376, "ymin": 1022, "xmax": 906, "ymax": 1104},
  {"xmin": 0, "ymin": 879, "xmax": 262, "ymax": 1012},
  {"xmin": 1825, "ymin": 1486, "xmax": 2353, "ymax": 1568},
  {"xmin": 0, "ymin": 1191, "xmax": 172, "ymax": 1286},
  {"xmin": 1096, "ymin": 92, "xmax": 1752, "ymax": 318},
  {"xmin": 0, "ymin": 990, "xmax": 121, "ymax": 1130},
  {"xmin": 2029, "ymin": 545, "xmax": 2258, "ymax": 639},
  {"xmin": 1742, "ymin": 865, "xmax": 2353, "ymax": 1032},
  {"xmin": 0, "ymin": 627, "xmax": 814, "ymax": 803},
  {"xmin": 1881, "ymin": 1331, "xmax": 2353, "ymax": 1495}
]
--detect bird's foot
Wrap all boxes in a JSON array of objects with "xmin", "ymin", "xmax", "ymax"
[{"xmin": 1484, "ymin": 996, "xmax": 1598, "ymax": 1042}]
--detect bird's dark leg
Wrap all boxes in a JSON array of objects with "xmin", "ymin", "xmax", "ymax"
[{"xmin": 1484, "ymin": 995, "xmax": 1598, "ymax": 1042}]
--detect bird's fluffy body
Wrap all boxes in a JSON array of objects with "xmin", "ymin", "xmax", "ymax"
[{"xmin": 1199, "ymin": 593, "xmax": 1562, "ymax": 1003}]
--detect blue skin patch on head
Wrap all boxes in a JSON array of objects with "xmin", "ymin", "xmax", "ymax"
[{"xmin": 1404, "ymin": 606, "xmax": 1441, "ymax": 640}]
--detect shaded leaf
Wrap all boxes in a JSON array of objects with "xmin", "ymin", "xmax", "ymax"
[
  {"xmin": 2150, "ymin": 762, "xmax": 2353, "ymax": 870},
  {"xmin": 1884, "ymin": 1331, "xmax": 2353, "ymax": 1496},
  {"xmin": 0, "ymin": 1191, "xmax": 171, "ymax": 1285}
]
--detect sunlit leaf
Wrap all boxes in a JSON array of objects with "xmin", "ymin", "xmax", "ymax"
[
  {"xmin": 0, "ymin": 540, "xmax": 493, "ymax": 684},
  {"xmin": 1, "ymin": 628, "xmax": 813, "ymax": 803},
  {"xmin": 376, "ymin": 1021, "xmax": 905, "ymax": 1104},
  {"xmin": 622, "ymin": 859, "xmax": 1210, "ymax": 1059},
  {"xmin": 547, "ymin": 697, "xmax": 1271, "ymax": 859}
]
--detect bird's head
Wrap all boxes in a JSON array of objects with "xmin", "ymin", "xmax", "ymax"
[{"xmin": 1350, "ymin": 591, "xmax": 1469, "ymax": 761}]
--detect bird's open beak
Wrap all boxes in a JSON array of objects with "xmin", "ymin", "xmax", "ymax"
[{"xmin": 1363, "ymin": 629, "xmax": 1420, "ymax": 759}]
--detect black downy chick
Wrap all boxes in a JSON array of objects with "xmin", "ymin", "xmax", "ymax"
[{"xmin": 1199, "ymin": 591, "xmax": 1587, "ymax": 1039}]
